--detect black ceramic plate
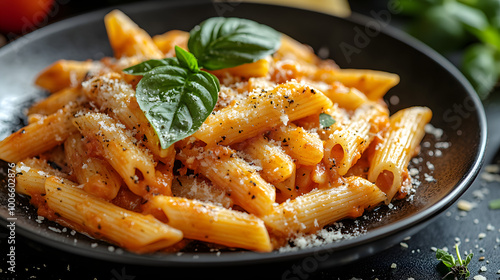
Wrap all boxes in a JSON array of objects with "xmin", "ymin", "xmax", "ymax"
[{"xmin": 0, "ymin": 1, "xmax": 487, "ymax": 268}]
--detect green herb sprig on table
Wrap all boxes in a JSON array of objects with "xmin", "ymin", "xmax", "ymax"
[
  {"xmin": 399, "ymin": 0, "xmax": 500, "ymax": 99},
  {"xmin": 124, "ymin": 17, "xmax": 282, "ymax": 149},
  {"xmin": 436, "ymin": 243, "xmax": 473, "ymax": 279}
]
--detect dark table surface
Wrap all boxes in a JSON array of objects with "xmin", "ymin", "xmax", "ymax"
[{"xmin": 1, "ymin": 1, "xmax": 499, "ymax": 279}]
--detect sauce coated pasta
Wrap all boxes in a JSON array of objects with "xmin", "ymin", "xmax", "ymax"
[{"xmin": 0, "ymin": 10, "xmax": 432, "ymax": 253}]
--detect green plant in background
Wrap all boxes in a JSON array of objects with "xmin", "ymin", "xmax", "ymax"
[
  {"xmin": 436, "ymin": 243, "xmax": 473, "ymax": 279},
  {"xmin": 398, "ymin": 0, "xmax": 500, "ymax": 99}
]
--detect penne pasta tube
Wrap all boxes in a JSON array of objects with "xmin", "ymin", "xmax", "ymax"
[
  {"xmin": 241, "ymin": 134, "xmax": 294, "ymax": 184},
  {"xmin": 323, "ymin": 82, "xmax": 368, "ymax": 110},
  {"xmin": 368, "ymin": 106, "xmax": 432, "ymax": 202},
  {"xmin": 209, "ymin": 59, "xmax": 270, "ymax": 78},
  {"xmin": 263, "ymin": 176, "xmax": 387, "ymax": 237},
  {"xmin": 274, "ymin": 35, "xmax": 319, "ymax": 65},
  {"xmin": 171, "ymin": 175, "xmax": 233, "ymax": 209},
  {"xmin": 44, "ymin": 176, "xmax": 183, "ymax": 253},
  {"xmin": 28, "ymin": 87, "xmax": 84, "ymax": 116},
  {"xmin": 194, "ymin": 80, "xmax": 333, "ymax": 146},
  {"xmin": 152, "ymin": 30, "xmax": 189, "ymax": 56},
  {"xmin": 324, "ymin": 102, "xmax": 389, "ymax": 177},
  {"xmin": 317, "ymin": 69, "xmax": 400, "ymax": 100},
  {"xmin": 104, "ymin": 9, "xmax": 163, "ymax": 59},
  {"xmin": 0, "ymin": 104, "xmax": 80, "ymax": 163},
  {"xmin": 269, "ymin": 123, "xmax": 324, "ymax": 166},
  {"xmin": 146, "ymin": 196, "xmax": 272, "ymax": 252},
  {"xmin": 15, "ymin": 159, "xmax": 70, "ymax": 196},
  {"xmin": 34, "ymin": 60, "xmax": 99, "ymax": 93},
  {"xmin": 177, "ymin": 144, "xmax": 276, "ymax": 217},
  {"xmin": 82, "ymin": 72, "xmax": 173, "ymax": 161},
  {"xmin": 73, "ymin": 112, "xmax": 168, "ymax": 197},
  {"xmin": 64, "ymin": 133, "xmax": 122, "ymax": 200},
  {"xmin": 274, "ymin": 165, "xmax": 297, "ymax": 203}
]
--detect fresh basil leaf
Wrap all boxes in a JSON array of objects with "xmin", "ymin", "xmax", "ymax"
[
  {"xmin": 135, "ymin": 63, "xmax": 220, "ymax": 149},
  {"xmin": 462, "ymin": 43, "xmax": 499, "ymax": 99},
  {"xmin": 188, "ymin": 17, "xmax": 281, "ymax": 70},
  {"xmin": 123, "ymin": 57, "xmax": 178, "ymax": 75},
  {"xmin": 175, "ymin": 46, "xmax": 199, "ymax": 72},
  {"xmin": 319, "ymin": 113, "xmax": 336, "ymax": 128}
]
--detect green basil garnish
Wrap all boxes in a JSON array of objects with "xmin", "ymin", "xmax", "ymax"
[
  {"xmin": 188, "ymin": 17, "xmax": 281, "ymax": 70},
  {"xmin": 123, "ymin": 57, "xmax": 177, "ymax": 76},
  {"xmin": 319, "ymin": 113, "xmax": 336, "ymax": 128},
  {"xmin": 130, "ymin": 46, "xmax": 220, "ymax": 149},
  {"xmin": 124, "ymin": 18, "xmax": 282, "ymax": 149}
]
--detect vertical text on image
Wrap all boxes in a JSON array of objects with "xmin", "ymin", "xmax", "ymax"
[{"xmin": 6, "ymin": 162, "xmax": 17, "ymax": 273}]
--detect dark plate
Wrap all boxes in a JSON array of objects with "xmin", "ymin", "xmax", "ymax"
[{"xmin": 0, "ymin": 0, "xmax": 487, "ymax": 268}]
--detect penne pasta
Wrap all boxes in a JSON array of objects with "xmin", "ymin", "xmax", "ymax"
[
  {"xmin": 81, "ymin": 72, "xmax": 173, "ymax": 161},
  {"xmin": 72, "ymin": 112, "xmax": 169, "ymax": 198},
  {"xmin": 194, "ymin": 80, "xmax": 333, "ymax": 146},
  {"xmin": 35, "ymin": 60, "xmax": 99, "ymax": 93},
  {"xmin": 14, "ymin": 158, "xmax": 70, "ymax": 196},
  {"xmin": 146, "ymin": 195, "xmax": 272, "ymax": 252},
  {"xmin": 104, "ymin": 9, "xmax": 163, "ymax": 59},
  {"xmin": 368, "ymin": 106, "xmax": 432, "ymax": 202},
  {"xmin": 64, "ymin": 133, "xmax": 122, "ymax": 200},
  {"xmin": 0, "ymin": 104, "xmax": 80, "ymax": 163},
  {"xmin": 28, "ymin": 87, "xmax": 84, "ymax": 116},
  {"xmin": 177, "ymin": 143, "xmax": 276, "ymax": 217},
  {"xmin": 269, "ymin": 123, "xmax": 324, "ymax": 166},
  {"xmin": 263, "ymin": 176, "xmax": 387, "ymax": 237},
  {"xmin": 171, "ymin": 174, "xmax": 233, "ymax": 209},
  {"xmin": 2, "ymin": 10, "xmax": 436, "ymax": 254},
  {"xmin": 44, "ymin": 176, "xmax": 183, "ymax": 253},
  {"xmin": 323, "ymin": 102, "xmax": 389, "ymax": 177},
  {"xmin": 152, "ymin": 30, "xmax": 189, "ymax": 56},
  {"xmin": 318, "ymin": 69, "xmax": 400, "ymax": 101},
  {"xmin": 240, "ymin": 134, "xmax": 295, "ymax": 184}
]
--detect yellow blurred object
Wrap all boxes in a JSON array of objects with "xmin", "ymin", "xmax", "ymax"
[
  {"xmin": 209, "ymin": 59, "xmax": 270, "ymax": 78},
  {"xmin": 236, "ymin": 0, "xmax": 351, "ymax": 17}
]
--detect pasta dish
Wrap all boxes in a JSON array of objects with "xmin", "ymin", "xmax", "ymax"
[{"xmin": 0, "ymin": 10, "xmax": 432, "ymax": 253}]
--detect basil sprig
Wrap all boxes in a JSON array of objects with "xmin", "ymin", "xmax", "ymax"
[
  {"xmin": 124, "ymin": 17, "xmax": 281, "ymax": 149},
  {"xmin": 189, "ymin": 17, "xmax": 282, "ymax": 70}
]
